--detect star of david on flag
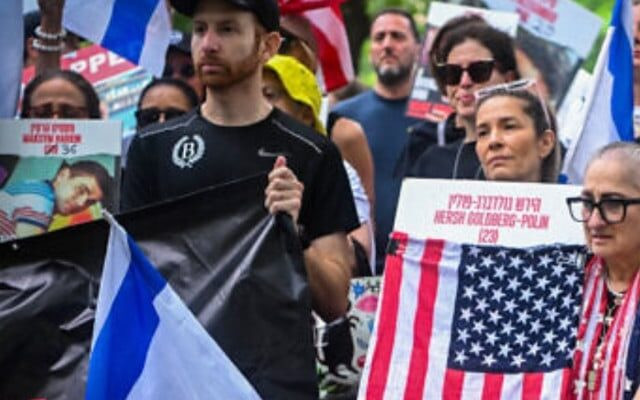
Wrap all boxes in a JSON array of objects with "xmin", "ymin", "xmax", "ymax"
[{"xmin": 359, "ymin": 233, "xmax": 587, "ymax": 399}]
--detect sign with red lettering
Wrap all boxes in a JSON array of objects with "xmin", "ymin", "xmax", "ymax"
[
  {"xmin": 408, "ymin": 1, "xmax": 601, "ymax": 122},
  {"xmin": 0, "ymin": 119, "xmax": 121, "ymax": 243},
  {"xmin": 394, "ymin": 179, "xmax": 584, "ymax": 246},
  {"xmin": 1, "ymin": 119, "xmax": 121, "ymax": 157},
  {"xmin": 22, "ymin": 44, "xmax": 152, "ymax": 136}
]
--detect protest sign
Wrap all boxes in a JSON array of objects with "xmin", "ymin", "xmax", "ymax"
[
  {"xmin": 317, "ymin": 277, "xmax": 382, "ymax": 398},
  {"xmin": 393, "ymin": 178, "xmax": 584, "ymax": 246},
  {"xmin": 360, "ymin": 179, "xmax": 587, "ymax": 399},
  {"xmin": 0, "ymin": 118, "xmax": 121, "ymax": 242},
  {"xmin": 408, "ymin": 0, "xmax": 602, "ymax": 122},
  {"xmin": 22, "ymin": 44, "xmax": 152, "ymax": 138}
]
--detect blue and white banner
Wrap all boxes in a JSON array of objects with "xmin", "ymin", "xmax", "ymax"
[
  {"xmin": 63, "ymin": 0, "xmax": 171, "ymax": 77},
  {"xmin": 561, "ymin": 0, "xmax": 634, "ymax": 184},
  {"xmin": 86, "ymin": 215, "xmax": 260, "ymax": 399},
  {"xmin": 0, "ymin": 0, "xmax": 23, "ymax": 118}
]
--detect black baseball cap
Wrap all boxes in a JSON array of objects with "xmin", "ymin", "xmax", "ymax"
[{"xmin": 170, "ymin": 0, "xmax": 279, "ymax": 32}]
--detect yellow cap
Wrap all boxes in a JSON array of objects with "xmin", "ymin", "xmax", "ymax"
[{"xmin": 264, "ymin": 55, "xmax": 326, "ymax": 135}]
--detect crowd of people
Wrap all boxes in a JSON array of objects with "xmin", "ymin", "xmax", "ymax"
[{"xmin": 7, "ymin": 0, "xmax": 640, "ymax": 398}]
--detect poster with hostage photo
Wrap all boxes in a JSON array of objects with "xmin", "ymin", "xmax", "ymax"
[
  {"xmin": 408, "ymin": 0, "xmax": 602, "ymax": 122},
  {"xmin": 447, "ymin": 0, "xmax": 602, "ymax": 112},
  {"xmin": 0, "ymin": 119, "xmax": 121, "ymax": 243}
]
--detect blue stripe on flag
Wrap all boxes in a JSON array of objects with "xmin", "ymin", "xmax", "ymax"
[
  {"xmin": 86, "ymin": 235, "xmax": 166, "ymax": 400},
  {"xmin": 609, "ymin": 0, "xmax": 634, "ymax": 141},
  {"xmin": 626, "ymin": 309, "xmax": 640, "ymax": 399},
  {"xmin": 101, "ymin": 0, "xmax": 159, "ymax": 64}
]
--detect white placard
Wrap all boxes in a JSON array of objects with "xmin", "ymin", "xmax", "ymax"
[
  {"xmin": 0, "ymin": 119, "xmax": 122, "ymax": 157},
  {"xmin": 483, "ymin": 0, "xmax": 602, "ymax": 59},
  {"xmin": 394, "ymin": 178, "xmax": 584, "ymax": 246},
  {"xmin": 428, "ymin": 2, "xmax": 520, "ymax": 35}
]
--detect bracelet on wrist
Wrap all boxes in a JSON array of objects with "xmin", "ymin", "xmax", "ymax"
[
  {"xmin": 35, "ymin": 25, "xmax": 67, "ymax": 41},
  {"xmin": 32, "ymin": 38, "xmax": 64, "ymax": 52}
]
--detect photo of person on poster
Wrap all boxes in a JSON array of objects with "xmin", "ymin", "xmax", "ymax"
[{"xmin": 0, "ymin": 159, "xmax": 114, "ymax": 242}]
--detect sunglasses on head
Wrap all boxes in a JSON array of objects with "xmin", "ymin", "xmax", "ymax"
[
  {"xmin": 474, "ymin": 78, "xmax": 552, "ymax": 130},
  {"xmin": 162, "ymin": 63, "xmax": 195, "ymax": 79},
  {"xmin": 29, "ymin": 103, "xmax": 88, "ymax": 119},
  {"xmin": 135, "ymin": 107, "xmax": 186, "ymax": 128},
  {"xmin": 435, "ymin": 60, "xmax": 495, "ymax": 86}
]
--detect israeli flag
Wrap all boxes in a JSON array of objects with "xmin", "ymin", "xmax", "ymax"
[
  {"xmin": 0, "ymin": 0, "xmax": 22, "ymax": 118},
  {"xmin": 86, "ymin": 215, "xmax": 260, "ymax": 399},
  {"xmin": 561, "ymin": 0, "xmax": 634, "ymax": 183},
  {"xmin": 63, "ymin": 0, "xmax": 171, "ymax": 76}
]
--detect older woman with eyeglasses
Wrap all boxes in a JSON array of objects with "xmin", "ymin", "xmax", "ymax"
[
  {"xmin": 566, "ymin": 142, "xmax": 640, "ymax": 399},
  {"xmin": 408, "ymin": 20, "xmax": 519, "ymax": 179},
  {"xmin": 474, "ymin": 79, "xmax": 562, "ymax": 183}
]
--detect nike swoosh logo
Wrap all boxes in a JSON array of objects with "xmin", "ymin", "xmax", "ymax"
[{"xmin": 257, "ymin": 148, "xmax": 288, "ymax": 158}]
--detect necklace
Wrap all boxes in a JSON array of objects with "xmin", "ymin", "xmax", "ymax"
[{"xmin": 587, "ymin": 279, "xmax": 626, "ymax": 392}]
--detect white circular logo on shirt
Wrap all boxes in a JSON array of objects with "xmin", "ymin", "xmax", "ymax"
[{"xmin": 172, "ymin": 134, "xmax": 205, "ymax": 169}]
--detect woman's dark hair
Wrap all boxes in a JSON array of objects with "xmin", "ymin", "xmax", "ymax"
[
  {"xmin": 371, "ymin": 8, "xmax": 420, "ymax": 42},
  {"xmin": 58, "ymin": 160, "xmax": 115, "ymax": 210},
  {"xmin": 21, "ymin": 70, "xmax": 101, "ymax": 119},
  {"xmin": 476, "ymin": 89, "xmax": 561, "ymax": 183},
  {"xmin": 137, "ymin": 77, "xmax": 200, "ymax": 110},
  {"xmin": 428, "ymin": 15, "xmax": 487, "ymax": 93},
  {"xmin": 433, "ymin": 23, "xmax": 520, "ymax": 91}
]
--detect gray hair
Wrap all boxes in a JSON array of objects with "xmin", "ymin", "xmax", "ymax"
[{"xmin": 587, "ymin": 141, "xmax": 640, "ymax": 188}]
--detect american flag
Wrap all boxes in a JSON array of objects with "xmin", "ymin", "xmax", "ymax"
[
  {"xmin": 279, "ymin": 0, "xmax": 354, "ymax": 91},
  {"xmin": 359, "ymin": 232, "xmax": 587, "ymax": 400},
  {"xmin": 570, "ymin": 255, "xmax": 640, "ymax": 400}
]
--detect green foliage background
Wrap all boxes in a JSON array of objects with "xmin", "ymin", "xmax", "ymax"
[{"xmin": 358, "ymin": 0, "xmax": 615, "ymax": 85}]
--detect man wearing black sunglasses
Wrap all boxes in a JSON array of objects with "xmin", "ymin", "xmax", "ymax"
[{"xmin": 332, "ymin": 8, "xmax": 421, "ymax": 274}]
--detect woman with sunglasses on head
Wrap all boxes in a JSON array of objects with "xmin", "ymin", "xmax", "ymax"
[
  {"xmin": 135, "ymin": 78, "xmax": 199, "ymax": 130},
  {"xmin": 21, "ymin": 69, "xmax": 101, "ymax": 120},
  {"xmin": 408, "ymin": 21, "xmax": 519, "ymax": 179},
  {"xmin": 474, "ymin": 80, "xmax": 561, "ymax": 183},
  {"xmin": 566, "ymin": 142, "xmax": 640, "ymax": 399}
]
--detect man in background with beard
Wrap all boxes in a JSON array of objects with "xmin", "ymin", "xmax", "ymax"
[
  {"xmin": 122, "ymin": 3, "xmax": 357, "ymax": 396},
  {"xmin": 332, "ymin": 8, "xmax": 420, "ymax": 274}
]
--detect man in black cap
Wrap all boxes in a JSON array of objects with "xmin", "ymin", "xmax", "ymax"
[{"xmin": 122, "ymin": 1, "xmax": 358, "ymax": 397}]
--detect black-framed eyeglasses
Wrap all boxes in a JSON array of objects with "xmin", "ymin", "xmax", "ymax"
[
  {"xmin": 162, "ymin": 63, "xmax": 195, "ymax": 79},
  {"xmin": 135, "ymin": 107, "xmax": 186, "ymax": 128},
  {"xmin": 566, "ymin": 196, "xmax": 640, "ymax": 224},
  {"xmin": 435, "ymin": 60, "xmax": 495, "ymax": 86}
]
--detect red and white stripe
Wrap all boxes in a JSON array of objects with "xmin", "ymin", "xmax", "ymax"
[
  {"xmin": 279, "ymin": 0, "xmax": 354, "ymax": 91},
  {"xmin": 302, "ymin": 1, "xmax": 354, "ymax": 91},
  {"xmin": 360, "ymin": 233, "xmax": 573, "ymax": 400},
  {"xmin": 571, "ymin": 256, "xmax": 640, "ymax": 400}
]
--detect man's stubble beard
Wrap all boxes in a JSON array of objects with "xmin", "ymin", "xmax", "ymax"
[
  {"xmin": 374, "ymin": 62, "xmax": 413, "ymax": 88},
  {"xmin": 198, "ymin": 34, "xmax": 263, "ymax": 90}
]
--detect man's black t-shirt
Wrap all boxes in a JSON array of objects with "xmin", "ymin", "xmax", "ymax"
[{"xmin": 122, "ymin": 107, "xmax": 359, "ymax": 241}]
